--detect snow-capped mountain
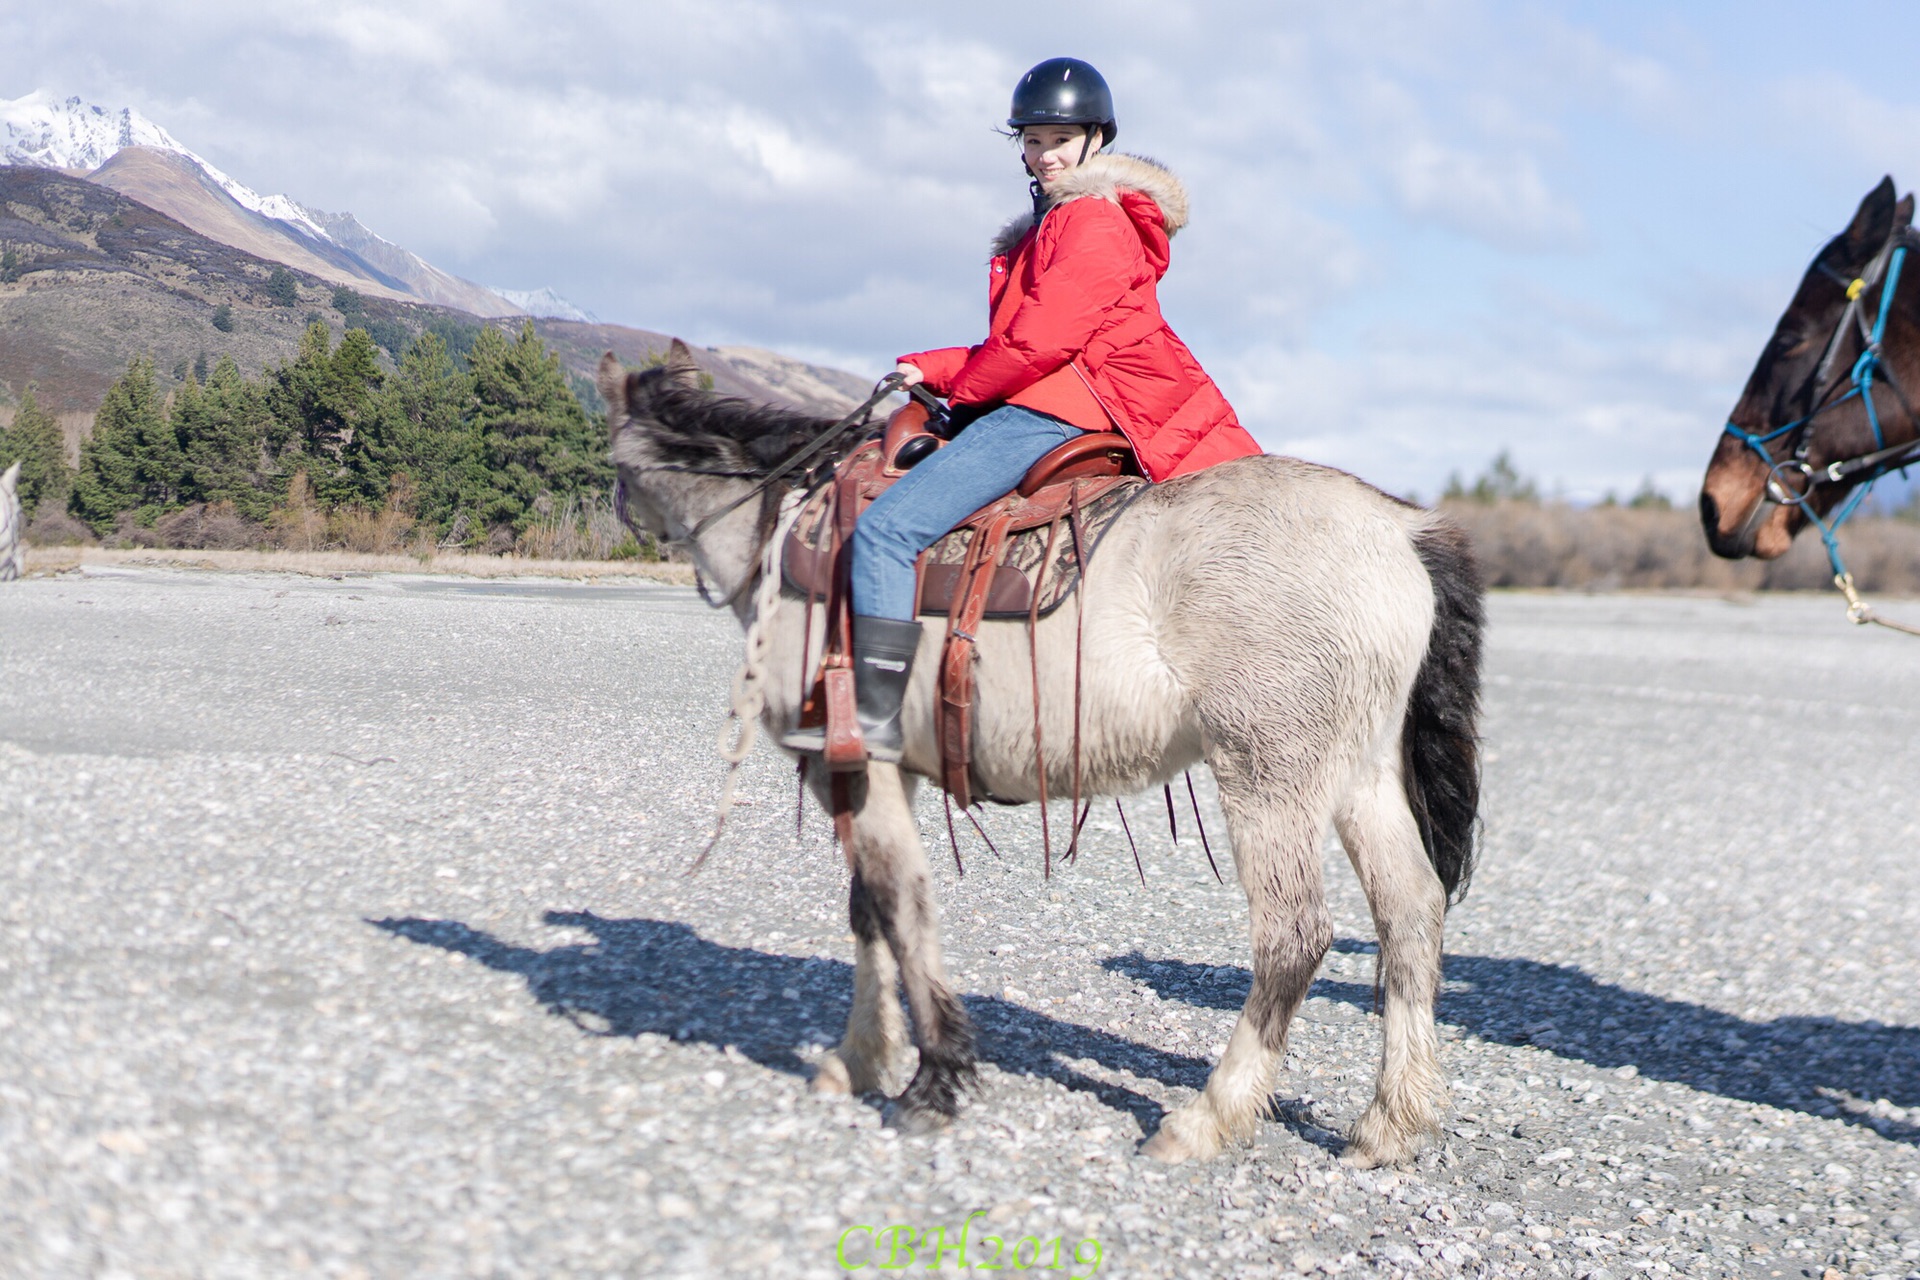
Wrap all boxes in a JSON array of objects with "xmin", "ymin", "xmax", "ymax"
[
  {"xmin": 488, "ymin": 287, "xmax": 598, "ymax": 323},
  {"xmin": 0, "ymin": 91, "xmax": 517, "ymax": 318},
  {"xmin": 2, "ymin": 92, "xmax": 331, "ymax": 241}
]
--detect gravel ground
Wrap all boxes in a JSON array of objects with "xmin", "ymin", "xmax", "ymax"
[{"xmin": 3, "ymin": 567, "xmax": 1919, "ymax": 1280}]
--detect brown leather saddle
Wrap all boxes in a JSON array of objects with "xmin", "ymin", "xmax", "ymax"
[{"xmin": 780, "ymin": 400, "xmax": 1146, "ymax": 805}]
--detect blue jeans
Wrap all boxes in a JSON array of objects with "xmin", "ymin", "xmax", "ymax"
[{"xmin": 851, "ymin": 405, "xmax": 1082, "ymax": 620}]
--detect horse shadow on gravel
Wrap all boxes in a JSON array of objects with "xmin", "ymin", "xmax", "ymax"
[
  {"xmin": 372, "ymin": 912, "xmax": 1212, "ymax": 1135},
  {"xmin": 1106, "ymin": 942, "xmax": 1920, "ymax": 1145}
]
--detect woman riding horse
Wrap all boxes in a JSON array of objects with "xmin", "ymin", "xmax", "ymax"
[{"xmin": 782, "ymin": 57, "xmax": 1261, "ymax": 763}]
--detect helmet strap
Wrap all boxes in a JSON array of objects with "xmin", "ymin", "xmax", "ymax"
[{"xmin": 1078, "ymin": 129, "xmax": 1095, "ymax": 165}]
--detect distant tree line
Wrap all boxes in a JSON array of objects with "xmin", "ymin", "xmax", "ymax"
[
  {"xmin": 0, "ymin": 386, "xmax": 71, "ymax": 518},
  {"xmin": 2, "ymin": 319, "xmax": 630, "ymax": 555},
  {"xmin": 1441, "ymin": 447, "xmax": 1919, "ymax": 516}
]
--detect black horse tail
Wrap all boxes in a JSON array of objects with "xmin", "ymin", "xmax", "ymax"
[{"xmin": 1403, "ymin": 518, "xmax": 1485, "ymax": 904}]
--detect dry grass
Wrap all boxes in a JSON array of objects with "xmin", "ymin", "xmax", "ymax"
[
  {"xmin": 1441, "ymin": 501, "xmax": 1920, "ymax": 594},
  {"xmin": 23, "ymin": 544, "xmax": 695, "ymax": 583}
]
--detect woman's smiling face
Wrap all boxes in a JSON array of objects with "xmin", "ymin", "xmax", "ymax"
[{"xmin": 1021, "ymin": 124, "xmax": 1101, "ymax": 186}]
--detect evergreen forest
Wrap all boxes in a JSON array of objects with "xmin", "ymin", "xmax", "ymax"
[{"xmin": 0, "ymin": 320, "xmax": 642, "ymax": 558}]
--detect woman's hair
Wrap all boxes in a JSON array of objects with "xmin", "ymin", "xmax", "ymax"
[{"xmin": 998, "ymin": 121, "xmax": 1096, "ymax": 143}]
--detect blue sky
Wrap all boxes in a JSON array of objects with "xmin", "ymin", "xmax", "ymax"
[{"xmin": 7, "ymin": 1, "xmax": 1920, "ymax": 501}]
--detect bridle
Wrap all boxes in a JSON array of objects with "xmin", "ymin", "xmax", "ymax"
[
  {"xmin": 1721, "ymin": 226, "xmax": 1920, "ymax": 631},
  {"xmin": 613, "ymin": 372, "xmax": 907, "ymax": 609}
]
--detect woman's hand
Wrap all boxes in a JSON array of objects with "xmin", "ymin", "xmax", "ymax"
[{"xmin": 894, "ymin": 362, "xmax": 925, "ymax": 386}]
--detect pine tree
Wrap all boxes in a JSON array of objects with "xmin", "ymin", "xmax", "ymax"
[
  {"xmin": 266, "ymin": 323, "xmax": 384, "ymax": 506},
  {"xmin": 178, "ymin": 357, "xmax": 278, "ymax": 520},
  {"xmin": 0, "ymin": 386, "xmax": 73, "ymax": 518},
  {"xmin": 465, "ymin": 321, "xmax": 612, "ymax": 531},
  {"xmin": 266, "ymin": 265, "xmax": 299, "ymax": 307},
  {"xmin": 71, "ymin": 358, "xmax": 181, "ymax": 530},
  {"xmin": 361, "ymin": 331, "xmax": 480, "ymax": 536},
  {"xmin": 211, "ymin": 302, "xmax": 234, "ymax": 332}
]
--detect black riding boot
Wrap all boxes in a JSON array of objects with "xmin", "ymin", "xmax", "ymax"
[
  {"xmin": 780, "ymin": 615, "xmax": 922, "ymax": 764},
  {"xmin": 850, "ymin": 615, "xmax": 921, "ymax": 762}
]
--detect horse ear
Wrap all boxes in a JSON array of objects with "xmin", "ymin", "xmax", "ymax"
[
  {"xmin": 595, "ymin": 352, "xmax": 626, "ymax": 417},
  {"xmin": 1843, "ymin": 176, "xmax": 1898, "ymax": 256},
  {"xmin": 664, "ymin": 338, "xmax": 702, "ymax": 387},
  {"xmin": 1897, "ymin": 192, "xmax": 1915, "ymax": 233}
]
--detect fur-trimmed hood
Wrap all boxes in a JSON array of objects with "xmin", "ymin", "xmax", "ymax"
[{"xmin": 990, "ymin": 153, "xmax": 1190, "ymax": 257}]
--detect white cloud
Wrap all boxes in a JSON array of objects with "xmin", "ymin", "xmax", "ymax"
[{"xmin": 1392, "ymin": 141, "xmax": 1584, "ymax": 249}]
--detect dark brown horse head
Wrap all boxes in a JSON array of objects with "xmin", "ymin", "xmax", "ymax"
[{"xmin": 1701, "ymin": 177, "xmax": 1917, "ymax": 559}]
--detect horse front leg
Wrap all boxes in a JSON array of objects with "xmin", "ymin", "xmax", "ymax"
[
  {"xmin": 812, "ymin": 868, "xmax": 911, "ymax": 1096},
  {"xmin": 828, "ymin": 763, "xmax": 976, "ymax": 1132}
]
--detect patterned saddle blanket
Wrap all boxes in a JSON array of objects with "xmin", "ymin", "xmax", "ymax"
[{"xmin": 780, "ymin": 456, "xmax": 1144, "ymax": 618}]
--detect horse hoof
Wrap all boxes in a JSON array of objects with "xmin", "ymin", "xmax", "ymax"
[
  {"xmin": 885, "ymin": 1104, "xmax": 952, "ymax": 1137},
  {"xmin": 1141, "ymin": 1128, "xmax": 1201, "ymax": 1163},
  {"xmin": 1142, "ymin": 1105, "xmax": 1223, "ymax": 1163},
  {"xmin": 1341, "ymin": 1137, "xmax": 1418, "ymax": 1169},
  {"xmin": 1342, "ymin": 1111, "xmax": 1430, "ymax": 1168},
  {"xmin": 811, "ymin": 1055, "xmax": 854, "ymax": 1096}
]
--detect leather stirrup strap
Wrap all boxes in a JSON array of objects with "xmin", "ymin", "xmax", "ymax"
[
  {"xmin": 939, "ymin": 510, "xmax": 1015, "ymax": 807},
  {"xmin": 823, "ymin": 462, "xmax": 867, "ymax": 769},
  {"xmin": 1029, "ymin": 510, "xmax": 1064, "ymax": 877},
  {"xmin": 1066, "ymin": 481, "xmax": 1088, "ymax": 863},
  {"xmin": 937, "ymin": 522, "xmax": 991, "ymax": 807}
]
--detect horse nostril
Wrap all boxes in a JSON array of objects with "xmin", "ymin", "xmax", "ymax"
[{"xmin": 1698, "ymin": 490, "xmax": 1719, "ymax": 530}]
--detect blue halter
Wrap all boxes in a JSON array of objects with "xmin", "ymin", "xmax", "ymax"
[{"xmin": 1722, "ymin": 236, "xmax": 1914, "ymax": 579}]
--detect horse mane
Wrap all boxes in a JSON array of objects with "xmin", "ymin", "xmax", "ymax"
[{"xmin": 633, "ymin": 370, "xmax": 844, "ymax": 476}]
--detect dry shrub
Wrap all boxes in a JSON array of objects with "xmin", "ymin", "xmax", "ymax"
[
  {"xmin": 108, "ymin": 511, "xmax": 159, "ymax": 549},
  {"xmin": 1442, "ymin": 501, "xmax": 1920, "ymax": 593},
  {"xmin": 161, "ymin": 503, "xmax": 263, "ymax": 550},
  {"xmin": 1766, "ymin": 518, "xmax": 1920, "ymax": 594},
  {"xmin": 436, "ymin": 512, "xmax": 473, "ymax": 551},
  {"xmin": 269, "ymin": 472, "xmax": 327, "ymax": 551},
  {"xmin": 514, "ymin": 492, "xmax": 640, "ymax": 560},
  {"xmin": 329, "ymin": 477, "xmax": 417, "ymax": 554},
  {"xmin": 24, "ymin": 505, "xmax": 94, "ymax": 547}
]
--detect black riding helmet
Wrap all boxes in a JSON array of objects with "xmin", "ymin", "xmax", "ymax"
[{"xmin": 1008, "ymin": 57, "xmax": 1117, "ymax": 145}]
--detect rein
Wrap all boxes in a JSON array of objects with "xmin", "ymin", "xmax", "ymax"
[{"xmin": 1721, "ymin": 230, "xmax": 1920, "ymax": 635}]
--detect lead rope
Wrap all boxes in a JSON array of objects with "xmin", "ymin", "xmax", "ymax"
[
  {"xmin": 1833, "ymin": 572, "xmax": 1920, "ymax": 637},
  {"xmin": 688, "ymin": 489, "xmax": 807, "ymax": 871}
]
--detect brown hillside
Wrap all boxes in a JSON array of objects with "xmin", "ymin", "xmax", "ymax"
[
  {"xmin": 296, "ymin": 206, "xmax": 521, "ymax": 318},
  {"xmin": 87, "ymin": 147, "xmax": 419, "ymax": 303},
  {"xmin": 0, "ymin": 166, "xmax": 873, "ymax": 424},
  {"xmin": 0, "ymin": 166, "xmax": 367, "ymax": 411}
]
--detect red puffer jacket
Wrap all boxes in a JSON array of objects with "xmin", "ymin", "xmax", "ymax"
[{"xmin": 900, "ymin": 153, "xmax": 1261, "ymax": 482}]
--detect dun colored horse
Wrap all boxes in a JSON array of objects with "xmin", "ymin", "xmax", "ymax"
[{"xmin": 604, "ymin": 343, "xmax": 1483, "ymax": 1166}]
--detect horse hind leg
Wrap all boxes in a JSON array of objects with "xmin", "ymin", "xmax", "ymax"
[
  {"xmin": 1144, "ymin": 757, "xmax": 1333, "ymax": 1163},
  {"xmin": 1334, "ymin": 757, "xmax": 1447, "ymax": 1167},
  {"xmin": 812, "ymin": 870, "xmax": 910, "ymax": 1096}
]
